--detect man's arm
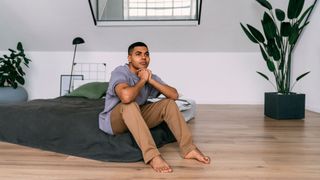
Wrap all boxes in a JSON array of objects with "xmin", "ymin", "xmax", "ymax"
[
  {"xmin": 148, "ymin": 79, "xmax": 179, "ymax": 100},
  {"xmin": 147, "ymin": 69, "xmax": 179, "ymax": 100},
  {"xmin": 115, "ymin": 80, "xmax": 146, "ymax": 104},
  {"xmin": 115, "ymin": 69, "xmax": 149, "ymax": 104}
]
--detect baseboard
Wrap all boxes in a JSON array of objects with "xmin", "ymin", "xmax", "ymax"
[{"xmin": 306, "ymin": 106, "xmax": 320, "ymax": 113}]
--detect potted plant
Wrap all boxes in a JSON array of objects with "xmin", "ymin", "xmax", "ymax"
[
  {"xmin": 240, "ymin": 0, "xmax": 317, "ymax": 119},
  {"xmin": 0, "ymin": 42, "xmax": 31, "ymax": 103}
]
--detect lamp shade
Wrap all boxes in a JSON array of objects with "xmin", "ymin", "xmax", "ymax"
[{"xmin": 72, "ymin": 37, "xmax": 85, "ymax": 45}]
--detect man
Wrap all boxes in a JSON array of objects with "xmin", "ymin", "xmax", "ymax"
[{"xmin": 99, "ymin": 42, "xmax": 210, "ymax": 173}]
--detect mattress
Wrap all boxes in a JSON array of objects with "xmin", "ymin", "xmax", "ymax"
[{"xmin": 0, "ymin": 97, "xmax": 176, "ymax": 162}]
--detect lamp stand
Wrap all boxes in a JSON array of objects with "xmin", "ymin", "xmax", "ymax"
[{"xmin": 68, "ymin": 44, "xmax": 78, "ymax": 93}]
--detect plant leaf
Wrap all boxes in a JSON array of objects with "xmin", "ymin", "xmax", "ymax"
[
  {"xmin": 288, "ymin": 0, "xmax": 305, "ymax": 19},
  {"xmin": 13, "ymin": 82, "xmax": 18, "ymax": 89},
  {"xmin": 16, "ymin": 76, "xmax": 25, "ymax": 85},
  {"xmin": 266, "ymin": 60, "xmax": 276, "ymax": 72},
  {"xmin": 10, "ymin": 52, "xmax": 16, "ymax": 59},
  {"xmin": 259, "ymin": 45, "xmax": 269, "ymax": 61},
  {"xmin": 275, "ymin": 36, "xmax": 282, "ymax": 48},
  {"xmin": 8, "ymin": 48, "xmax": 16, "ymax": 53},
  {"xmin": 25, "ymin": 58, "xmax": 32, "ymax": 63},
  {"xmin": 256, "ymin": 71, "xmax": 269, "ymax": 80},
  {"xmin": 24, "ymin": 63, "xmax": 29, "ymax": 68},
  {"xmin": 240, "ymin": 23, "xmax": 259, "ymax": 43},
  {"xmin": 296, "ymin": 71, "xmax": 310, "ymax": 81},
  {"xmin": 17, "ymin": 42, "xmax": 23, "ymax": 51},
  {"xmin": 289, "ymin": 24, "xmax": 299, "ymax": 44},
  {"xmin": 0, "ymin": 76, "xmax": 5, "ymax": 86},
  {"xmin": 16, "ymin": 57, "xmax": 22, "ymax": 66},
  {"xmin": 17, "ymin": 66, "xmax": 25, "ymax": 76},
  {"xmin": 266, "ymin": 39, "xmax": 276, "ymax": 56},
  {"xmin": 299, "ymin": 21, "xmax": 309, "ymax": 30},
  {"xmin": 256, "ymin": 0, "xmax": 272, "ymax": 10},
  {"xmin": 271, "ymin": 45, "xmax": 281, "ymax": 61},
  {"xmin": 261, "ymin": 12, "xmax": 277, "ymax": 39},
  {"xmin": 264, "ymin": 43, "xmax": 272, "ymax": 57},
  {"xmin": 247, "ymin": 24, "xmax": 265, "ymax": 43},
  {"xmin": 275, "ymin": 9, "xmax": 285, "ymax": 21},
  {"xmin": 280, "ymin": 22, "xmax": 291, "ymax": 37}
]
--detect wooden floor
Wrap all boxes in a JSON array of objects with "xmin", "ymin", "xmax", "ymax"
[{"xmin": 1, "ymin": 105, "xmax": 320, "ymax": 179}]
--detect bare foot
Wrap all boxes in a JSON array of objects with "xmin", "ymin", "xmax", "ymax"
[
  {"xmin": 149, "ymin": 155, "xmax": 173, "ymax": 173},
  {"xmin": 184, "ymin": 148, "xmax": 210, "ymax": 164}
]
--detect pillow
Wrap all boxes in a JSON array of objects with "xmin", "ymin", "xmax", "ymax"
[{"xmin": 66, "ymin": 82, "xmax": 108, "ymax": 99}]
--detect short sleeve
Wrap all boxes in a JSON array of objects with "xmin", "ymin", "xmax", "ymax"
[{"xmin": 108, "ymin": 69, "xmax": 128, "ymax": 96}]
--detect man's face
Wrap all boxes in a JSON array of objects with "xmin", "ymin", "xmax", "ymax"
[{"xmin": 128, "ymin": 46, "xmax": 150, "ymax": 70}]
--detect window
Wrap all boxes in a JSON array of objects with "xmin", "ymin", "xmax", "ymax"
[{"xmin": 88, "ymin": 0, "xmax": 202, "ymax": 26}]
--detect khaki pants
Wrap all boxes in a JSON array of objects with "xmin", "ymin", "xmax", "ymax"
[{"xmin": 110, "ymin": 99, "xmax": 196, "ymax": 163}]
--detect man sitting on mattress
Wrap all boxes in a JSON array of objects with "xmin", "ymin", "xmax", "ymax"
[{"xmin": 99, "ymin": 42, "xmax": 210, "ymax": 173}]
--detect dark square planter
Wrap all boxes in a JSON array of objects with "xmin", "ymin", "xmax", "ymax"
[{"xmin": 264, "ymin": 92, "xmax": 305, "ymax": 120}]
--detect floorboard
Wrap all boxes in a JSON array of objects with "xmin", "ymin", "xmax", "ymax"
[{"xmin": 1, "ymin": 105, "xmax": 320, "ymax": 179}]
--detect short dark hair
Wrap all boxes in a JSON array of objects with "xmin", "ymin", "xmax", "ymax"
[{"xmin": 128, "ymin": 42, "xmax": 148, "ymax": 55}]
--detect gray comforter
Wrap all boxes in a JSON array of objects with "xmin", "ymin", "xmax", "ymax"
[{"xmin": 0, "ymin": 97, "xmax": 175, "ymax": 162}]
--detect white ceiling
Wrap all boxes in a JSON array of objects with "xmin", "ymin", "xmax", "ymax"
[{"xmin": 0, "ymin": 0, "xmax": 317, "ymax": 52}]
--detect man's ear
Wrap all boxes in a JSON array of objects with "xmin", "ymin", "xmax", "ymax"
[{"xmin": 128, "ymin": 55, "xmax": 132, "ymax": 63}]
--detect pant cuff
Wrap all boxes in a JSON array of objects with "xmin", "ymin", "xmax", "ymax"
[
  {"xmin": 144, "ymin": 149, "xmax": 161, "ymax": 164},
  {"xmin": 180, "ymin": 144, "xmax": 197, "ymax": 158}
]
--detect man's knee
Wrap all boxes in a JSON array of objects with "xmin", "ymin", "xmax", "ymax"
[
  {"xmin": 120, "ymin": 101, "xmax": 140, "ymax": 111},
  {"xmin": 160, "ymin": 98, "xmax": 177, "ymax": 108}
]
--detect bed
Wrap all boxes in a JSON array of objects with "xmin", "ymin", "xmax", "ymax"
[
  {"xmin": 0, "ymin": 96, "xmax": 178, "ymax": 162},
  {"xmin": 0, "ymin": 92, "xmax": 196, "ymax": 162}
]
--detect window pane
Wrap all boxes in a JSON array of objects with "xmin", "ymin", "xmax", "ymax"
[{"xmin": 128, "ymin": 0, "xmax": 193, "ymax": 18}]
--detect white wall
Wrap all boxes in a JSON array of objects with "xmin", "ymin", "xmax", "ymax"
[
  {"xmin": 15, "ymin": 44, "xmax": 318, "ymax": 112},
  {"xmin": 2, "ymin": 48, "xmax": 318, "ymax": 111},
  {"xmin": 293, "ymin": 3, "xmax": 320, "ymax": 113},
  {"xmin": 20, "ymin": 51, "xmax": 270, "ymax": 103}
]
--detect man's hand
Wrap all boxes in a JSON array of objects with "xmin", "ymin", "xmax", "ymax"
[
  {"xmin": 137, "ymin": 68, "xmax": 151, "ymax": 82},
  {"xmin": 137, "ymin": 68, "xmax": 178, "ymax": 100}
]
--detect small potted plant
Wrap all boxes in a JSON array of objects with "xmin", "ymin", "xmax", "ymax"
[
  {"xmin": 240, "ymin": 0, "xmax": 317, "ymax": 119},
  {"xmin": 0, "ymin": 42, "xmax": 31, "ymax": 103}
]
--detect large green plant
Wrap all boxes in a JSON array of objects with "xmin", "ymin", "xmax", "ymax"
[
  {"xmin": 0, "ymin": 42, "xmax": 31, "ymax": 88},
  {"xmin": 240, "ymin": 0, "xmax": 317, "ymax": 94}
]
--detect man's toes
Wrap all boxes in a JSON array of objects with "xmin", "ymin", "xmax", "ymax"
[
  {"xmin": 202, "ymin": 156, "xmax": 210, "ymax": 164},
  {"xmin": 159, "ymin": 166, "xmax": 172, "ymax": 173},
  {"xmin": 163, "ymin": 167, "xmax": 172, "ymax": 173},
  {"xmin": 161, "ymin": 168, "xmax": 167, "ymax": 173},
  {"xmin": 158, "ymin": 167, "xmax": 165, "ymax": 173}
]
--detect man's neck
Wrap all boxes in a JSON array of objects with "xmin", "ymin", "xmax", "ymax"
[{"xmin": 128, "ymin": 63, "xmax": 138, "ymax": 75}]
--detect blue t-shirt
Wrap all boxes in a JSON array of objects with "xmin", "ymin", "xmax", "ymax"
[{"xmin": 99, "ymin": 64, "xmax": 165, "ymax": 135}]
